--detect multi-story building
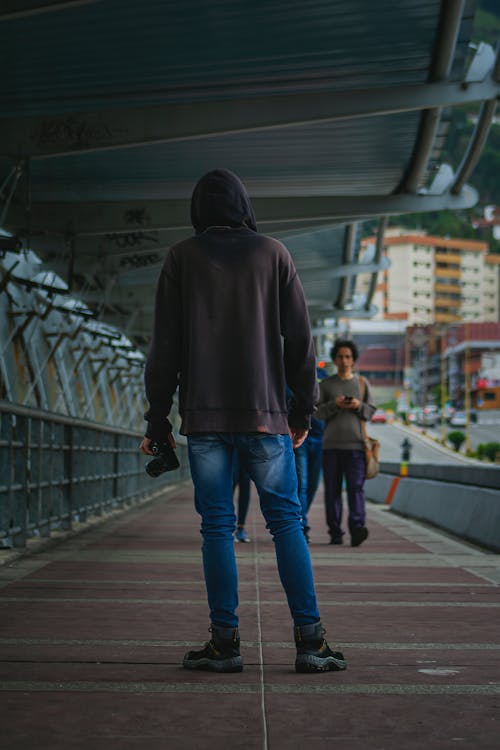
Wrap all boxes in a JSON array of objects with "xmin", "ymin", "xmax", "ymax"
[
  {"xmin": 359, "ymin": 229, "xmax": 500, "ymax": 325},
  {"xmin": 405, "ymin": 322, "xmax": 500, "ymax": 409},
  {"xmin": 443, "ymin": 322, "xmax": 500, "ymax": 410}
]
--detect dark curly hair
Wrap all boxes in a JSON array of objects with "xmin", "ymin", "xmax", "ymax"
[{"xmin": 330, "ymin": 339, "xmax": 359, "ymax": 362}]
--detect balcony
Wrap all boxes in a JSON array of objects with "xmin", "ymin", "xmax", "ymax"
[
  {"xmin": 434, "ymin": 282, "xmax": 461, "ymax": 294},
  {"xmin": 435, "ymin": 296, "xmax": 461, "ymax": 308},
  {"xmin": 435, "ymin": 267, "xmax": 461, "ymax": 279},
  {"xmin": 435, "ymin": 252, "xmax": 461, "ymax": 264},
  {"xmin": 435, "ymin": 311, "xmax": 462, "ymax": 323}
]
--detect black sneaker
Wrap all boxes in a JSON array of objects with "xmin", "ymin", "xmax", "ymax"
[
  {"xmin": 329, "ymin": 534, "xmax": 343, "ymax": 545},
  {"xmin": 295, "ymin": 622, "xmax": 347, "ymax": 673},
  {"xmin": 183, "ymin": 625, "xmax": 243, "ymax": 673},
  {"xmin": 351, "ymin": 526, "xmax": 369, "ymax": 547}
]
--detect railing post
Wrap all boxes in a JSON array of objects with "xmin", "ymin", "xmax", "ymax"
[
  {"xmin": 63, "ymin": 422, "xmax": 74, "ymax": 526},
  {"xmin": 12, "ymin": 414, "xmax": 27, "ymax": 548}
]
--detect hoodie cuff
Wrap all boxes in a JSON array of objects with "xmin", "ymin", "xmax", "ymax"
[
  {"xmin": 145, "ymin": 419, "xmax": 173, "ymax": 441},
  {"xmin": 287, "ymin": 412, "xmax": 311, "ymax": 431}
]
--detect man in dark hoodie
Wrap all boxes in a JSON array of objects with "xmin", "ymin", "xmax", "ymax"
[{"xmin": 140, "ymin": 169, "xmax": 346, "ymax": 675}]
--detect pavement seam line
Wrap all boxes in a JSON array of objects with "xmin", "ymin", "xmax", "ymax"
[
  {"xmin": 2, "ymin": 596, "xmax": 498, "ymax": 606},
  {"xmin": 251, "ymin": 506, "xmax": 269, "ymax": 750},
  {"xmin": 1, "ymin": 681, "xmax": 499, "ymax": 696},
  {"xmin": 0, "ymin": 638, "xmax": 499, "ymax": 649}
]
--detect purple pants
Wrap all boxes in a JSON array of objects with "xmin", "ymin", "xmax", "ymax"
[{"xmin": 322, "ymin": 448, "xmax": 366, "ymax": 538}]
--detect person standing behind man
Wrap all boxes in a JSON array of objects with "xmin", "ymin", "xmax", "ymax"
[
  {"xmin": 293, "ymin": 367, "xmax": 326, "ymax": 543},
  {"xmin": 232, "ymin": 449, "xmax": 252, "ymax": 543},
  {"xmin": 141, "ymin": 169, "xmax": 346, "ymax": 675},
  {"xmin": 315, "ymin": 339, "xmax": 376, "ymax": 547}
]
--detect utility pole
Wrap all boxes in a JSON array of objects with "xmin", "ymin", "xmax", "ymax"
[
  {"xmin": 440, "ymin": 326, "xmax": 447, "ymax": 444},
  {"xmin": 404, "ymin": 327, "xmax": 411, "ymax": 410},
  {"xmin": 464, "ymin": 321, "xmax": 471, "ymax": 454}
]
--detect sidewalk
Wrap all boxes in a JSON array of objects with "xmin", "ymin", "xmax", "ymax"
[{"xmin": 1, "ymin": 482, "xmax": 499, "ymax": 749}]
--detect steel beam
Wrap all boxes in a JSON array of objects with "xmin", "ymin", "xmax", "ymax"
[
  {"xmin": 335, "ymin": 224, "xmax": 356, "ymax": 309},
  {"xmin": 452, "ymin": 43, "xmax": 500, "ymax": 195},
  {"xmin": 365, "ymin": 217, "xmax": 388, "ymax": 309},
  {"xmin": 1, "ymin": 75, "xmax": 499, "ymax": 159},
  {"xmin": 398, "ymin": 0, "xmax": 464, "ymax": 193},
  {"xmin": 4, "ymin": 188, "xmax": 479, "ymax": 236}
]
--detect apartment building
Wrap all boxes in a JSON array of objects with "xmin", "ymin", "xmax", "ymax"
[{"xmin": 359, "ymin": 229, "xmax": 499, "ymax": 325}]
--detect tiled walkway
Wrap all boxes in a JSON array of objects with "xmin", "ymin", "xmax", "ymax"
[{"xmin": 1, "ymin": 482, "xmax": 499, "ymax": 749}]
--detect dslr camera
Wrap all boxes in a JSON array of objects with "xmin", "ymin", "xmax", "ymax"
[{"xmin": 145, "ymin": 439, "xmax": 180, "ymax": 477}]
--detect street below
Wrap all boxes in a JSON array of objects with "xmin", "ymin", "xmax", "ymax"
[{"xmin": 368, "ymin": 419, "xmax": 500, "ymax": 466}]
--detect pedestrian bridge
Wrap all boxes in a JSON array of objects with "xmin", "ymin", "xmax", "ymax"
[{"xmin": 1, "ymin": 2, "xmax": 500, "ymax": 745}]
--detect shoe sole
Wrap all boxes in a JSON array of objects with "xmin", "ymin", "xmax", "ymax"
[
  {"xmin": 295, "ymin": 654, "xmax": 347, "ymax": 673},
  {"xmin": 183, "ymin": 656, "xmax": 243, "ymax": 673}
]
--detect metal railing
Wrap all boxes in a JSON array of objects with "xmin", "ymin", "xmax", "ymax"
[{"xmin": 0, "ymin": 401, "xmax": 190, "ymax": 548}]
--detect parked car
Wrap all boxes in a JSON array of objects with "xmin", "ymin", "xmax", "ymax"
[
  {"xmin": 371, "ymin": 409, "xmax": 387, "ymax": 424},
  {"xmin": 449, "ymin": 410, "xmax": 466, "ymax": 427},
  {"xmin": 448, "ymin": 406, "xmax": 477, "ymax": 425},
  {"xmin": 417, "ymin": 405, "xmax": 439, "ymax": 427},
  {"xmin": 449, "ymin": 409, "xmax": 478, "ymax": 427}
]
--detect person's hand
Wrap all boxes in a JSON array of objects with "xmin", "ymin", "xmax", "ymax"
[
  {"xmin": 289, "ymin": 427, "xmax": 308, "ymax": 449},
  {"xmin": 139, "ymin": 433, "xmax": 176, "ymax": 455},
  {"xmin": 346, "ymin": 397, "xmax": 361, "ymax": 410},
  {"xmin": 139, "ymin": 437, "xmax": 154, "ymax": 455},
  {"xmin": 335, "ymin": 395, "xmax": 346, "ymax": 408}
]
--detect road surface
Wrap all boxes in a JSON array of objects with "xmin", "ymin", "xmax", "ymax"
[{"xmin": 368, "ymin": 421, "xmax": 487, "ymax": 465}]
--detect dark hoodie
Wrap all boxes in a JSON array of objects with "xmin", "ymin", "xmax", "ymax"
[{"xmin": 144, "ymin": 169, "xmax": 318, "ymax": 438}]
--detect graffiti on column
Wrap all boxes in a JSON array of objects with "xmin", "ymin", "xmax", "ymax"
[
  {"xmin": 119, "ymin": 252, "xmax": 162, "ymax": 269},
  {"xmin": 124, "ymin": 208, "xmax": 151, "ymax": 226},
  {"xmin": 102, "ymin": 231, "xmax": 159, "ymax": 250},
  {"xmin": 100, "ymin": 207, "xmax": 161, "ymax": 259}
]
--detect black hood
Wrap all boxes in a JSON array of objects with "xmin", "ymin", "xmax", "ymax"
[{"xmin": 190, "ymin": 169, "xmax": 257, "ymax": 234}]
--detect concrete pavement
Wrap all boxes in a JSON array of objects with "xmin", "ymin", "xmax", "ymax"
[{"xmin": 1, "ymin": 483, "xmax": 499, "ymax": 749}]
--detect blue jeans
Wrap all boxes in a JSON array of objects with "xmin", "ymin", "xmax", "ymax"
[
  {"xmin": 294, "ymin": 437, "xmax": 323, "ymax": 527},
  {"xmin": 188, "ymin": 432, "xmax": 320, "ymax": 629}
]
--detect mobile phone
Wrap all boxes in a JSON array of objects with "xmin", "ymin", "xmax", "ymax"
[{"xmin": 344, "ymin": 395, "xmax": 353, "ymax": 403}]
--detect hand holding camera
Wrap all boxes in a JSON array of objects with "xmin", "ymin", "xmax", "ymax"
[{"xmin": 144, "ymin": 439, "xmax": 180, "ymax": 477}]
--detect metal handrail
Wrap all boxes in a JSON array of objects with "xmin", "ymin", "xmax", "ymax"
[
  {"xmin": 0, "ymin": 401, "xmax": 189, "ymax": 549},
  {"xmin": 0, "ymin": 399, "xmax": 141, "ymax": 437}
]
